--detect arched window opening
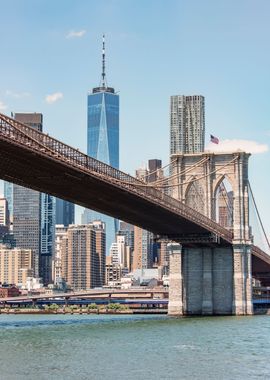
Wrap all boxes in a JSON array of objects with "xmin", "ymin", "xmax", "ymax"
[
  {"xmin": 215, "ymin": 177, "xmax": 233, "ymax": 229},
  {"xmin": 185, "ymin": 181, "xmax": 205, "ymax": 215}
]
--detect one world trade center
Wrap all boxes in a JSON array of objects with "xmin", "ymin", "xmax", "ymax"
[{"xmin": 83, "ymin": 35, "xmax": 119, "ymax": 254}]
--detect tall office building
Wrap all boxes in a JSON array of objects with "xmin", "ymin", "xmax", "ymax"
[
  {"xmin": 53, "ymin": 224, "xmax": 68, "ymax": 286},
  {"xmin": 40, "ymin": 193, "xmax": 55, "ymax": 284},
  {"xmin": 148, "ymin": 159, "xmax": 162, "ymax": 183},
  {"xmin": 61, "ymin": 222, "xmax": 106, "ymax": 290},
  {"xmin": 56, "ymin": 198, "xmax": 74, "ymax": 227},
  {"xmin": 11, "ymin": 113, "xmax": 55, "ymax": 284},
  {"xmin": 133, "ymin": 226, "xmax": 153, "ymax": 270},
  {"xmin": 110, "ymin": 233, "xmax": 132, "ymax": 270},
  {"xmin": 85, "ymin": 35, "xmax": 119, "ymax": 254},
  {"xmin": 0, "ymin": 198, "xmax": 9, "ymax": 226},
  {"xmin": 118, "ymin": 221, "xmax": 134, "ymax": 253},
  {"xmin": 170, "ymin": 95, "xmax": 205, "ymax": 155},
  {"xmin": 4, "ymin": 183, "xmax": 13, "ymax": 223}
]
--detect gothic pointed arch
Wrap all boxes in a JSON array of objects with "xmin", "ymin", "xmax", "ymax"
[
  {"xmin": 185, "ymin": 178, "xmax": 205, "ymax": 215},
  {"xmin": 214, "ymin": 175, "xmax": 234, "ymax": 228}
]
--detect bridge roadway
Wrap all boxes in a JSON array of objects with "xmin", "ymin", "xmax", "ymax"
[
  {"xmin": 0, "ymin": 113, "xmax": 232, "ymax": 245},
  {"xmin": 0, "ymin": 113, "xmax": 269, "ymax": 275},
  {"xmin": 0, "ymin": 288, "xmax": 168, "ymax": 304}
]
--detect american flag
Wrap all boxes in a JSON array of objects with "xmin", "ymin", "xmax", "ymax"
[{"xmin": 210, "ymin": 134, "xmax": 219, "ymax": 144}]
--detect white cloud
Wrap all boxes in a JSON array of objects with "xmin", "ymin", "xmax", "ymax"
[
  {"xmin": 66, "ymin": 30, "xmax": 86, "ymax": 39},
  {"xmin": 5, "ymin": 90, "xmax": 30, "ymax": 98},
  {"xmin": 45, "ymin": 92, "xmax": 63, "ymax": 104},
  {"xmin": 0, "ymin": 101, "xmax": 8, "ymax": 111},
  {"xmin": 205, "ymin": 139, "xmax": 268, "ymax": 154}
]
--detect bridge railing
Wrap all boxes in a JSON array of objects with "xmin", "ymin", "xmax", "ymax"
[{"xmin": 0, "ymin": 113, "xmax": 233, "ymax": 242}]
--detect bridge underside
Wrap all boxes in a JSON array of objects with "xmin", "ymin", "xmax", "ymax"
[
  {"xmin": 252, "ymin": 255, "xmax": 270, "ymax": 286},
  {"xmin": 0, "ymin": 138, "xmax": 229, "ymax": 245}
]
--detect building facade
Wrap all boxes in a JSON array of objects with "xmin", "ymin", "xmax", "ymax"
[
  {"xmin": 0, "ymin": 198, "xmax": 9, "ymax": 227},
  {"xmin": 105, "ymin": 255, "xmax": 122, "ymax": 285},
  {"xmin": 0, "ymin": 245, "xmax": 33, "ymax": 287},
  {"xmin": 170, "ymin": 95, "xmax": 205, "ymax": 155},
  {"xmin": 9, "ymin": 113, "xmax": 55, "ymax": 284},
  {"xmin": 4, "ymin": 182, "xmax": 13, "ymax": 223},
  {"xmin": 61, "ymin": 222, "xmax": 106, "ymax": 290},
  {"xmin": 56, "ymin": 198, "xmax": 74, "ymax": 227},
  {"xmin": 84, "ymin": 35, "xmax": 119, "ymax": 254},
  {"xmin": 53, "ymin": 224, "xmax": 68, "ymax": 285},
  {"xmin": 133, "ymin": 226, "xmax": 153, "ymax": 270}
]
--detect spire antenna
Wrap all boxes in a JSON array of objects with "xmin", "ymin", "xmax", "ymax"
[{"xmin": 101, "ymin": 34, "xmax": 106, "ymax": 87}]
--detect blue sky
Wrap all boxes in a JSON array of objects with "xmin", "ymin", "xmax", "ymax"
[{"xmin": 0, "ymin": 0, "xmax": 269, "ymax": 234}]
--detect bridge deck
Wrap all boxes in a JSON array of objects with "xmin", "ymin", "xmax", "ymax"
[{"xmin": 0, "ymin": 113, "xmax": 232, "ymax": 245}]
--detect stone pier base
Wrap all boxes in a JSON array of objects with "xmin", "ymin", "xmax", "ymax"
[
  {"xmin": 168, "ymin": 243, "xmax": 253, "ymax": 316},
  {"xmin": 233, "ymin": 244, "xmax": 253, "ymax": 315},
  {"xmin": 168, "ymin": 243, "xmax": 183, "ymax": 316}
]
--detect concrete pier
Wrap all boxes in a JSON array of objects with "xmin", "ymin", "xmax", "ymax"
[{"xmin": 168, "ymin": 243, "xmax": 183, "ymax": 316}]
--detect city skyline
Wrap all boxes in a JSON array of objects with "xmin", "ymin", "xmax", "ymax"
[{"xmin": 0, "ymin": 0, "xmax": 269, "ymax": 233}]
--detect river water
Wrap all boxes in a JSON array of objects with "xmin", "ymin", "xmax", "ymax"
[{"xmin": 0, "ymin": 314, "xmax": 269, "ymax": 380}]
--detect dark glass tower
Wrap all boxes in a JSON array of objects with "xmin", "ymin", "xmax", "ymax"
[
  {"xmin": 56, "ymin": 198, "xmax": 75, "ymax": 227},
  {"xmin": 85, "ymin": 35, "xmax": 119, "ymax": 254}
]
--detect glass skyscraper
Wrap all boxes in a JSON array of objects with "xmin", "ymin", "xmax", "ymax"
[
  {"xmin": 6, "ymin": 113, "xmax": 55, "ymax": 284},
  {"xmin": 85, "ymin": 36, "xmax": 119, "ymax": 255},
  {"xmin": 56, "ymin": 198, "xmax": 75, "ymax": 227}
]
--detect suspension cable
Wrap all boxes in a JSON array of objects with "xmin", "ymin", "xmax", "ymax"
[
  {"xmin": 150, "ymin": 157, "xmax": 209, "ymax": 186},
  {"xmin": 248, "ymin": 181, "xmax": 270, "ymax": 249},
  {"xmin": 152, "ymin": 156, "xmax": 239, "ymax": 189},
  {"xmin": 130, "ymin": 157, "xmax": 209, "ymax": 187},
  {"xmin": 137, "ymin": 159, "xmax": 178, "ymax": 181}
]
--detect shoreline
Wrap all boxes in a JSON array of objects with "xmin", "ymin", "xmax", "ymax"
[{"xmin": 0, "ymin": 308, "xmax": 168, "ymax": 315}]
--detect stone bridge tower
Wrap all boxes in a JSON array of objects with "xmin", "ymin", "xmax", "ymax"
[{"xmin": 168, "ymin": 152, "xmax": 253, "ymax": 316}]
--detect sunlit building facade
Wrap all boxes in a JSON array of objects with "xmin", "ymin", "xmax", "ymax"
[{"xmin": 170, "ymin": 95, "xmax": 205, "ymax": 155}]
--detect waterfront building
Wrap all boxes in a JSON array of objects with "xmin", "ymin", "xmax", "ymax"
[
  {"xmin": 110, "ymin": 233, "xmax": 132, "ymax": 271},
  {"xmin": 55, "ymin": 198, "xmax": 74, "ymax": 227},
  {"xmin": 133, "ymin": 226, "xmax": 153, "ymax": 270},
  {"xmin": 105, "ymin": 255, "xmax": 122, "ymax": 285},
  {"xmin": 170, "ymin": 95, "xmax": 205, "ymax": 155},
  {"xmin": 0, "ymin": 245, "xmax": 33, "ymax": 287},
  {"xmin": 0, "ymin": 197, "xmax": 9, "ymax": 226},
  {"xmin": 53, "ymin": 224, "xmax": 68, "ymax": 285},
  {"xmin": 158, "ymin": 240, "xmax": 170, "ymax": 275},
  {"xmin": 61, "ymin": 222, "xmax": 106, "ymax": 290},
  {"xmin": 0, "ymin": 285, "xmax": 21, "ymax": 298},
  {"xmin": 84, "ymin": 35, "xmax": 119, "ymax": 254},
  {"xmin": 11, "ymin": 113, "xmax": 55, "ymax": 284}
]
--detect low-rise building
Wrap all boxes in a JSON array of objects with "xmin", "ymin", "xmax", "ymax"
[{"xmin": 0, "ymin": 285, "xmax": 21, "ymax": 298}]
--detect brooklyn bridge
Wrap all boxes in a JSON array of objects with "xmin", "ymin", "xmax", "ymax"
[{"xmin": 0, "ymin": 112, "xmax": 269, "ymax": 316}]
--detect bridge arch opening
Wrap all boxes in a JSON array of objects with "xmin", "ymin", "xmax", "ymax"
[
  {"xmin": 185, "ymin": 179, "xmax": 205, "ymax": 215},
  {"xmin": 214, "ymin": 176, "xmax": 234, "ymax": 229}
]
